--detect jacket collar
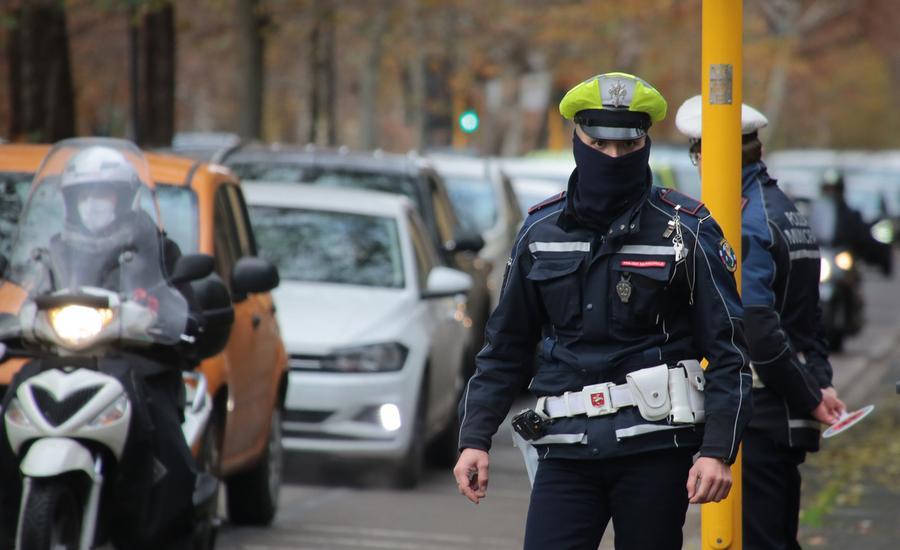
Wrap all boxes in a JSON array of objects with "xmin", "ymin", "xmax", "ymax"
[{"xmin": 742, "ymin": 161, "xmax": 772, "ymax": 193}]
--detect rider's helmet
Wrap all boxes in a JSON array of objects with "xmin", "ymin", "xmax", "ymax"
[
  {"xmin": 60, "ymin": 146, "xmax": 141, "ymax": 234},
  {"xmin": 821, "ymin": 168, "xmax": 846, "ymax": 198}
]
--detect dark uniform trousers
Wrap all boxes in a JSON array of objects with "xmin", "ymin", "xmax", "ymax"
[
  {"xmin": 742, "ymin": 429, "xmax": 806, "ymax": 550},
  {"xmin": 524, "ymin": 448, "xmax": 695, "ymax": 550}
]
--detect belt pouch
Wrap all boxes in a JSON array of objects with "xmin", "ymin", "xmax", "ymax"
[
  {"xmin": 626, "ymin": 364, "xmax": 671, "ymax": 421},
  {"xmin": 683, "ymin": 360, "xmax": 706, "ymax": 423}
]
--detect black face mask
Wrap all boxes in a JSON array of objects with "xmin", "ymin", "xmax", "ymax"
[{"xmin": 570, "ymin": 133, "xmax": 652, "ymax": 230}]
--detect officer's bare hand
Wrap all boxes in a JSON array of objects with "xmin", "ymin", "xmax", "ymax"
[
  {"xmin": 687, "ymin": 457, "xmax": 732, "ymax": 504},
  {"xmin": 453, "ymin": 448, "xmax": 489, "ymax": 504},
  {"xmin": 812, "ymin": 386, "xmax": 846, "ymax": 425}
]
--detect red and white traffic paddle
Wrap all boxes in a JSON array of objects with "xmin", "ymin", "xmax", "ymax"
[{"xmin": 822, "ymin": 405, "xmax": 875, "ymax": 439}]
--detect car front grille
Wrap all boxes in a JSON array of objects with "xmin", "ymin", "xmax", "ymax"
[
  {"xmin": 30, "ymin": 385, "xmax": 102, "ymax": 427},
  {"xmin": 284, "ymin": 409, "xmax": 334, "ymax": 423}
]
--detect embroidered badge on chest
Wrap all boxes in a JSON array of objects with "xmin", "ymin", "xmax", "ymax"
[
  {"xmin": 616, "ymin": 273, "xmax": 633, "ymax": 303},
  {"xmin": 718, "ymin": 238, "xmax": 737, "ymax": 272}
]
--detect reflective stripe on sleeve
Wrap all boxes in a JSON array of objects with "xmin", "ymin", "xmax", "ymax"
[{"xmin": 528, "ymin": 241, "xmax": 591, "ymax": 253}]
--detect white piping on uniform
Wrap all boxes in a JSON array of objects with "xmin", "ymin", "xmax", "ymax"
[
  {"xmin": 679, "ymin": 216, "xmax": 747, "ymax": 460},
  {"xmin": 529, "ymin": 241, "xmax": 590, "ymax": 253},
  {"xmin": 459, "ymin": 208, "xmax": 560, "ymax": 446}
]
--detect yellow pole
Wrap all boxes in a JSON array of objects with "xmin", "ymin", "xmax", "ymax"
[{"xmin": 701, "ymin": 1, "xmax": 743, "ymax": 549}]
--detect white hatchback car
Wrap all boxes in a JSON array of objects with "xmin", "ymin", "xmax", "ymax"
[{"xmin": 244, "ymin": 183, "xmax": 473, "ymax": 487}]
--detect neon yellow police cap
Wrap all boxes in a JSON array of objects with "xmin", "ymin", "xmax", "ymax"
[{"xmin": 559, "ymin": 72, "xmax": 667, "ymax": 140}]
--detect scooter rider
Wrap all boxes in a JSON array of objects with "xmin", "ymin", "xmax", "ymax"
[
  {"xmin": 0, "ymin": 146, "xmax": 199, "ymax": 549},
  {"xmin": 675, "ymin": 95, "xmax": 846, "ymax": 549},
  {"xmin": 454, "ymin": 72, "xmax": 752, "ymax": 550}
]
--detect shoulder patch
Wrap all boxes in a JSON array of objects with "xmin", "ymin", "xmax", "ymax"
[
  {"xmin": 658, "ymin": 188, "xmax": 706, "ymax": 217},
  {"xmin": 528, "ymin": 191, "xmax": 566, "ymax": 214}
]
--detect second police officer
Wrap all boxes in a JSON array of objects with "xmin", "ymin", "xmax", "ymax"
[
  {"xmin": 675, "ymin": 95, "xmax": 846, "ymax": 549},
  {"xmin": 453, "ymin": 72, "xmax": 753, "ymax": 549}
]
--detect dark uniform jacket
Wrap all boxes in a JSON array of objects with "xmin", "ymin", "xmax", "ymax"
[
  {"xmin": 741, "ymin": 162, "xmax": 832, "ymax": 452},
  {"xmin": 458, "ymin": 173, "xmax": 753, "ymax": 464}
]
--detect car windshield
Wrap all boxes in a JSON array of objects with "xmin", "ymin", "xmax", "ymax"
[
  {"xmin": 156, "ymin": 184, "xmax": 199, "ymax": 253},
  {"xmin": 250, "ymin": 206, "xmax": 405, "ymax": 288},
  {"xmin": 443, "ymin": 174, "xmax": 498, "ymax": 234},
  {"xmin": 229, "ymin": 161, "xmax": 425, "ymax": 213},
  {"xmin": 0, "ymin": 171, "xmax": 33, "ymax": 258},
  {"xmin": 229, "ymin": 162, "xmax": 308, "ymax": 183}
]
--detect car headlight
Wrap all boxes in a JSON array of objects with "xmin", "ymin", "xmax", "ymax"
[
  {"xmin": 48, "ymin": 305, "xmax": 114, "ymax": 347},
  {"xmin": 88, "ymin": 395, "xmax": 129, "ymax": 428},
  {"xmin": 321, "ymin": 343, "xmax": 409, "ymax": 373},
  {"xmin": 5, "ymin": 398, "xmax": 31, "ymax": 427},
  {"xmin": 871, "ymin": 219, "xmax": 894, "ymax": 244},
  {"xmin": 820, "ymin": 257, "xmax": 832, "ymax": 283},
  {"xmin": 834, "ymin": 251, "xmax": 854, "ymax": 271}
]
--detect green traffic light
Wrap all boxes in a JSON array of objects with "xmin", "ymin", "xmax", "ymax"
[{"xmin": 459, "ymin": 110, "xmax": 479, "ymax": 133}]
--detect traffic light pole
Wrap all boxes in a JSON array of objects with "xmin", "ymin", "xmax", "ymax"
[{"xmin": 700, "ymin": 1, "xmax": 743, "ymax": 549}]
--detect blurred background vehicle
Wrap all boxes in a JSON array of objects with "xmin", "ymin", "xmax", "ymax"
[
  {"xmin": 0, "ymin": 143, "xmax": 288, "ymax": 526},
  {"xmin": 244, "ymin": 183, "xmax": 472, "ymax": 488},
  {"xmin": 427, "ymin": 154, "xmax": 522, "ymax": 309},
  {"xmin": 220, "ymin": 145, "xmax": 490, "ymax": 378}
]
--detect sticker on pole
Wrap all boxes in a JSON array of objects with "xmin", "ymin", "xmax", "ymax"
[{"xmin": 822, "ymin": 405, "xmax": 875, "ymax": 438}]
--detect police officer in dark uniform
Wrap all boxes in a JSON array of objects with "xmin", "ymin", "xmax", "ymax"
[
  {"xmin": 453, "ymin": 73, "xmax": 753, "ymax": 550},
  {"xmin": 676, "ymin": 95, "xmax": 846, "ymax": 549}
]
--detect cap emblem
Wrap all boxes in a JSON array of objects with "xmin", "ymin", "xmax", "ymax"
[{"xmin": 609, "ymin": 81, "xmax": 628, "ymax": 108}]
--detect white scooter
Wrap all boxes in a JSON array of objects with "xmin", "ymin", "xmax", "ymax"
[{"xmin": 4, "ymin": 360, "xmax": 213, "ymax": 550}]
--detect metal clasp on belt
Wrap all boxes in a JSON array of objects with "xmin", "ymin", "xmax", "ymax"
[{"xmin": 580, "ymin": 382, "xmax": 618, "ymax": 417}]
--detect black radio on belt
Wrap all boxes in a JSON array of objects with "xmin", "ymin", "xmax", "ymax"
[{"xmin": 511, "ymin": 408, "xmax": 549, "ymax": 441}]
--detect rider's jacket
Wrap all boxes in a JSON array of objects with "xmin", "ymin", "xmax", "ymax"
[
  {"xmin": 458, "ymin": 176, "xmax": 752, "ymax": 463},
  {"xmin": 741, "ymin": 161, "xmax": 832, "ymax": 451}
]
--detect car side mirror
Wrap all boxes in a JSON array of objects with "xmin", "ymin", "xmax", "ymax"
[
  {"xmin": 445, "ymin": 230, "xmax": 485, "ymax": 254},
  {"xmin": 422, "ymin": 266, "xmax": 472, "ymax": 299},
  {"xmin": 231, "ymin": 256, "xmax": 280, "ymax": 301},
  {"xmin": 170, "ymin": 254, "xmax": 215, "ymax": 285}
]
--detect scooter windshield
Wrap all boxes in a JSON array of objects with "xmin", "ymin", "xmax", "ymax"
[{"xmin": 6, "ymin": 138, "xmax": 189, "ymax": 346}]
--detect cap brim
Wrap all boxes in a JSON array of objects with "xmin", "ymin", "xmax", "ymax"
[{"xmin": 579, "ymin": 125, "xmax": 646, "ymax": 140}]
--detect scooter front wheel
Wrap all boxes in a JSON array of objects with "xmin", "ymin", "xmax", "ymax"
[{"xmin": 19, "ymin": 479, "xmax": 83, "ymax": 550}]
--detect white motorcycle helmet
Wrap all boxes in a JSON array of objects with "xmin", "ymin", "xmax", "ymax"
[{"xmin": 61, "ymin": 146, "xmax": 141, "ymax": 234}]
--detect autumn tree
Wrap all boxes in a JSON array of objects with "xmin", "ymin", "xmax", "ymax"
[{"xmin": 5, "ymin": 0, "xmax": 76, "ymax": 142}]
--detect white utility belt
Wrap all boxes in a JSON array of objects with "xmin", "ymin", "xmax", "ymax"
[{"xmin": 535, "ymin": 360, "xmax": 706, "ymax": 425}]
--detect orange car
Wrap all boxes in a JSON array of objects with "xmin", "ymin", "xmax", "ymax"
[{"xmin": 0, "ymin": 144, "xmax": 288, "ymax": 525}]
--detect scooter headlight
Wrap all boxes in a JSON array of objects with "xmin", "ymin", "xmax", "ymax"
[
  {"xmin": 48, "ymin": 305, "xmax": 114, "ymax": 347},
  {"xmin": 88, "ymin": 395, "xmax": 129, "ymax": 428},
  {"xmin": 834, "ymin": 251, "xmax": 854, "ymax": 271},
  {"xmin": 5, "ymin": 398, "xmax": 31, "ymax": 427},
  {"xmin": 820, "ymin": 257, "xmax": 832, "ymax": 283}
]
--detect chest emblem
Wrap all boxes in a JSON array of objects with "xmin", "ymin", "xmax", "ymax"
[
  {"xmin": 616, "ymin": 273, "xmax": 633, "ymax": 303},
  {"xmin": 718, "ymin": 238, "xmax": 737, "ymax": 272}
]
